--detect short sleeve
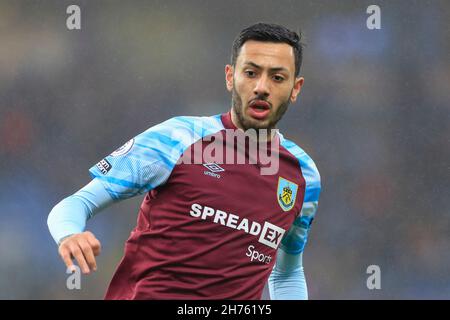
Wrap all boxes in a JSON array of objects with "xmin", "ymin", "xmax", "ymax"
[
  {"xmin": 279, "ymin": 137, "xmax": 321, "ymax": 254},
  {"xmin": 89, "ymin": 117, "xmax": 200, "ymax": 200},
  {"xmin": 280, "ymin": 201, "xmax": 319, "ymax": 254}
]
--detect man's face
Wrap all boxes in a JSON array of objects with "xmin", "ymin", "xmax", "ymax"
[{"xmin": 225, "ymin": 40, "xmax": 304, "ymax": 131}]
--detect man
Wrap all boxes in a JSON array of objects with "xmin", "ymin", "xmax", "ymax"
[{"xmin": 48, "ymin": 22, "xmax": 321, "ymax": 300}]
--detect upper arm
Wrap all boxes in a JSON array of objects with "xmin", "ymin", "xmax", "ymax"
[
  {"xmin": 88, "ymin": 117, "xmax": 198, "ymax": 200},
  {"xmin": 278, "ymin": 137, "xmax": 321, "ymax": 255},
  {"xmin": 274, "ymin": 200, "xmax": 318, "ymax": 273},
  {"xmin": 88, "ymin": 116, "xmax": 225, "ymax": 201},
  {"xmin": 279, "ymin": 201, "xmax": 318, "ymax": 254},
  {"xmin": 270, "ymin": 138, "xmax": 321, "ymax": 299}
]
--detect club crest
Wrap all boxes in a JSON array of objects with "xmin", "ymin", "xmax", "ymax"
[{"xmin": 277, "ymin": 177, "xmax": 298, "ymax": 212}]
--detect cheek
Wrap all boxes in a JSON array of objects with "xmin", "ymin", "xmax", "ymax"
[
  {"xmin": 271, "ymin": 88, "xmax": 292, "ymax": 108},
  {"xmin": 280, "ymin": 86, "xmax": 294, "ymax": 100},
  {"xmin": 234, "ymin": 76, "xmax": 246, "ymax": 90},
  {"xmin": 234, "ymin": 79, "xmax": 250, "ymax": 100}
]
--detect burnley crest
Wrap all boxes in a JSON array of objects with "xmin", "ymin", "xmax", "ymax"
[{"xmin": 277, "ymin": 177, "xmax": 298, "ymax": 211}]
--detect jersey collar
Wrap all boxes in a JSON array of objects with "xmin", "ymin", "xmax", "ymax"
[{"xmin": 220, "ymin": 111, "xmax": 238, "ymax": 129}]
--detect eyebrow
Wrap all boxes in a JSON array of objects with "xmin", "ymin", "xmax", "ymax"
[{"xmin": 243, "ymin": 61, "xmax": 289, "ymax": 73}]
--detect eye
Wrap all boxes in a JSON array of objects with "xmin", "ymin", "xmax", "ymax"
[
  {"xmin": 272, "ymin": 75, "xmax": 285, "ymax": 82},
  {"xmin": 244, "ymin": 70, "xmax": 256, "ymax": 78}
]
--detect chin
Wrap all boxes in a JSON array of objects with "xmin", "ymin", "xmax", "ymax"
[{"xmin": 242, "ymin": 118, "xmax": 271, "ymax": 130}]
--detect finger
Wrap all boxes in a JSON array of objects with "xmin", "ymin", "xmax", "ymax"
[
  {"xmin": 78, "ymin": 238, "xmax": 97, "ymax": 271},
  {"xmin": 85, "ymin": 233, "xmax": 102, "ymax": 256},
  {"xmin": 59, "ymin": 246, "xmax": 76, "ymax": 272},
  {"xmin": 69, "ymin": 243, "xmax": 90, "ymax": 274}
]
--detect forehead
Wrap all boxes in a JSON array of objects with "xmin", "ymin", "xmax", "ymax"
[{"xmin": 236, "ymin": 40, "xmax": 295, "ymax": 72}]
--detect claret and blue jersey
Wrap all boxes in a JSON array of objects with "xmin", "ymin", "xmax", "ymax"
[{"xmin": 87, "ymin": 111, "xmax": 321, "ymax": 299}]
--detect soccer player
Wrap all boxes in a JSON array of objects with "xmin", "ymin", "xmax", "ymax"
[{"xmin": 48, "ymin": 22, "xmax": 321, "ymax": 300}]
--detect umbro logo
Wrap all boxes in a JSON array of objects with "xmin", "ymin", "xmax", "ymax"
[
  {"xmin": 203, "ymin": 163, "xmax": 224, "ymax": 173},
  {"xmin": 203, "ymin": 163, "xmax": 224, "ymax": 179}
]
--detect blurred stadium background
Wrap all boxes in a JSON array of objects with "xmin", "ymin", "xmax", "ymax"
[{"xmin": 0, "ymin": 0, "xmax": 449, "ymax": 299}]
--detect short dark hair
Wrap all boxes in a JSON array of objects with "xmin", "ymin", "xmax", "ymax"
[{"xmin": 231, "ymin": 23, "xmax": 304, "ymax": 77}]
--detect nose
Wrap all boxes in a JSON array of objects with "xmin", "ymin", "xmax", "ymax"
[{"xmin": 253, "ymin": 75, "xmax": 270, "ymax": 98}]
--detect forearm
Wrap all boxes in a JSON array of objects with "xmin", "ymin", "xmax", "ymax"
[
  {"xmin": 268, "ymin": 265, "xmax": 308, "ymax": 300},
  {"xmin": 268, "ymin": 251, "xmax": 308, "ymax": 300},
  {"xmin": 47, "ymin": 178, "xmax": 114, "ymax": 245}
]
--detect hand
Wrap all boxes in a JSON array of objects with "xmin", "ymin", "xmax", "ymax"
[{"xmin": 58, "ymin": 231, "xmax": 101, "ymax": 274}]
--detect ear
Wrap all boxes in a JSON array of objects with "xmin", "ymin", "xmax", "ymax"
[
  {"xmin": 225, "ymin": 64, "xmax": 234, "ymax": 92},
  {"xmin": 290, "ymin": 77, "xmax": 304, "ymax": 103}
]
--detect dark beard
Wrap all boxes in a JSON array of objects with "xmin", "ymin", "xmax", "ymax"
[{"xmin": 231, "ymin": 85, "xmax": 292, "ymax": 131}]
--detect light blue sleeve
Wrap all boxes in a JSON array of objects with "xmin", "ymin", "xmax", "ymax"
[
  {"xmin": 268, "ymin": 251, "xmax": 308, "ymax": 300},
  {"xmin": 269, "ymin": 137, "xmax": 321, "ymax": 299},
  {"xmin": 48, "ymin": 115, "xmax": 225, "ymax": 245},
  {"xmin": 88, "ymin": 115, "xmax": 224, "ymax": 200},
  {"xmin": 268, "ymin": 202, "xmax": 318, "ymax": 300},
  {"xmin": 47, "ymin": 178, "xmax": 115, "ymax": 245}
]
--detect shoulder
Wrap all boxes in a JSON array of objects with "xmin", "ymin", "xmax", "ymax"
[
  {"xmin": 137, "ymin": 114, "xmax": 225, "ymax": 145},
  {"xmin": 279, "ymin": 134, "xmax": 321, "ymax": 203},
  {"xmin": 148, "ymin": 114, "xmax": 224, "ymax": 135}
]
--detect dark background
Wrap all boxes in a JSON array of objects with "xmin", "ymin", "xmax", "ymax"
[{"xmin": 0, "ymin": 0, "xmax": 449, "ymax": 299}]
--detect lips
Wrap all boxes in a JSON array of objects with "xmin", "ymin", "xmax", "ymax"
[{"xmin": 248, "ymin": 99, "xmax": 271, "ymax": 120}]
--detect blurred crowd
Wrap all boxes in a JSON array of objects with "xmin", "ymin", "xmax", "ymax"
[{"xmin": 0, "ymin": 0, "xmax": 449, "ymax": 299}]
